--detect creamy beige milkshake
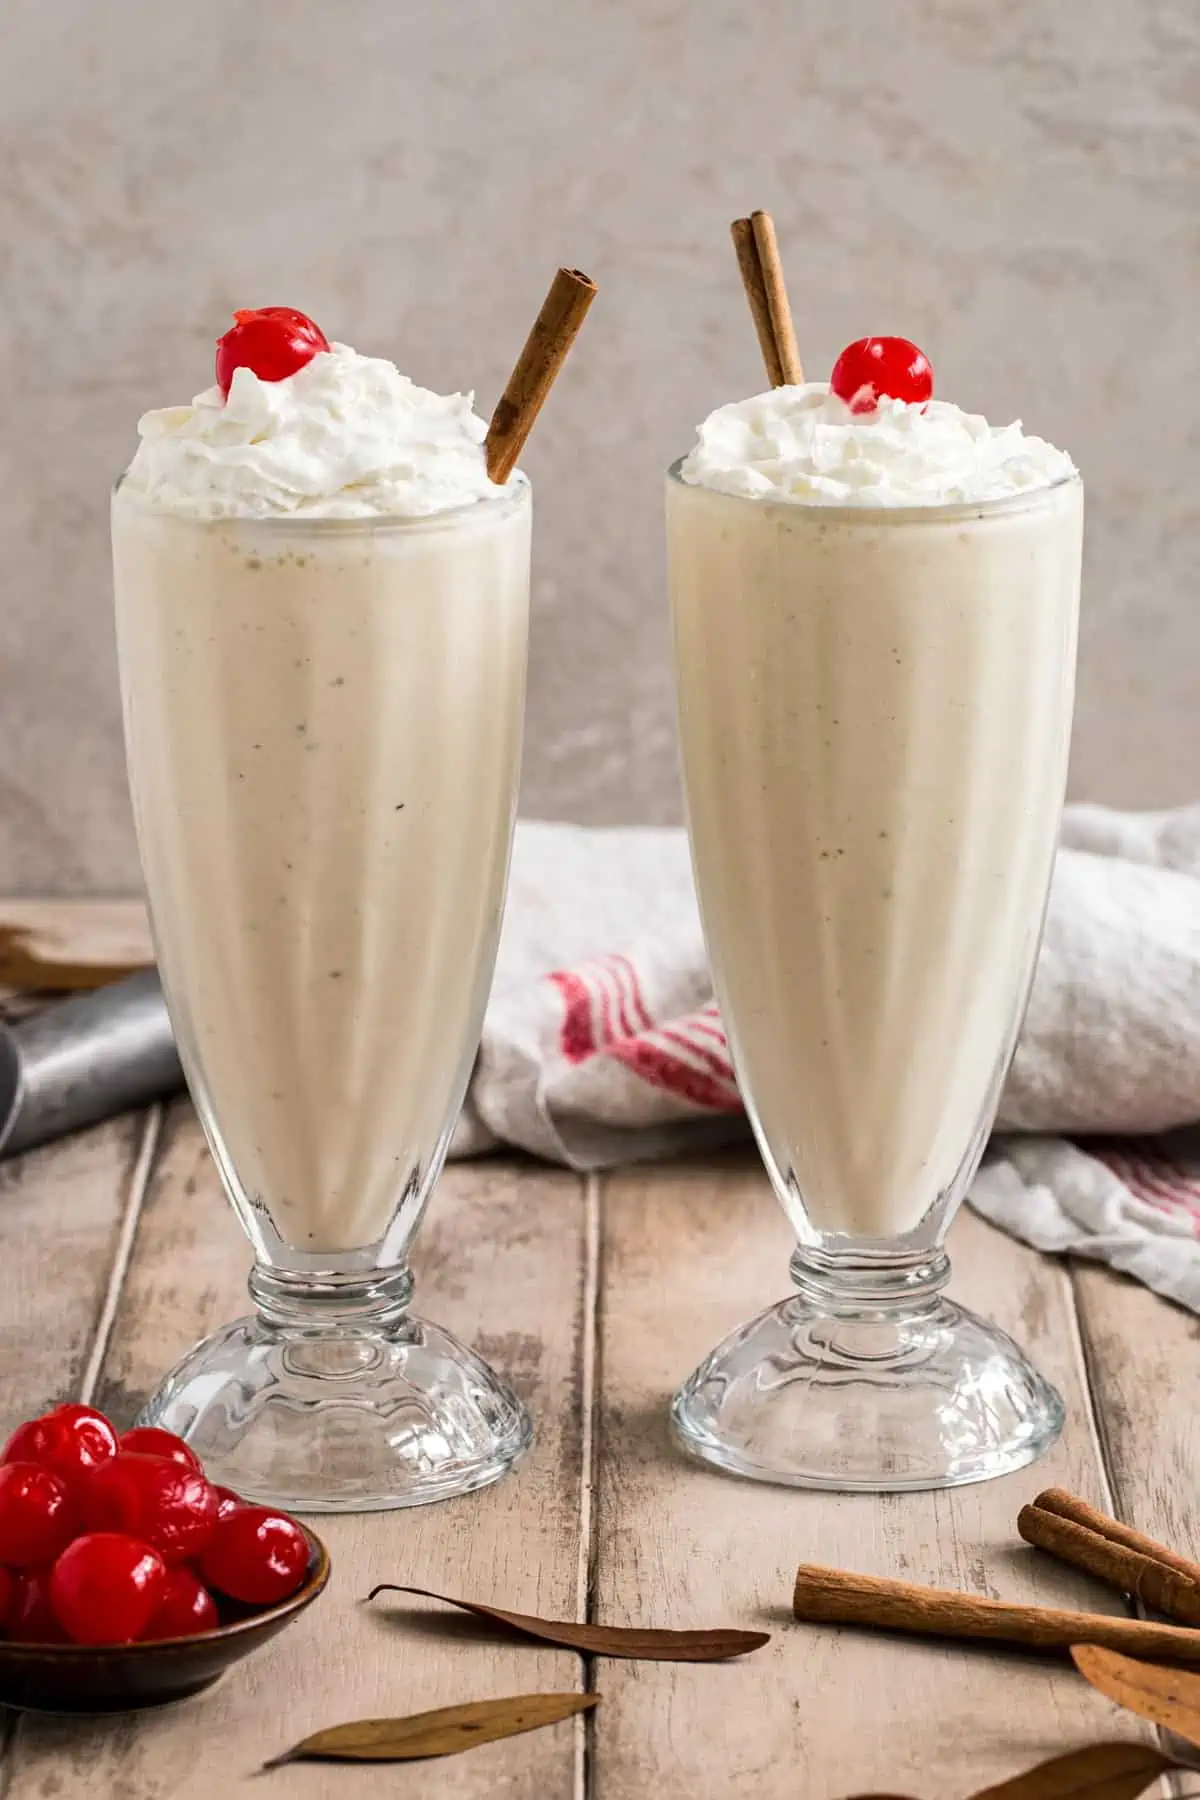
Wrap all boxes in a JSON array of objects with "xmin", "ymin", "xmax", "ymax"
[
  {"xmin": 113, "ymin": 325, "xmax": 529, "ymax": 1263},
  {"xmin": 669, "ymin": 381, "xmax": 1082, "ymax": 1245},
  {"xmin": 110, "ymin": 291, "xmax": 603, "ymax": 1510}
]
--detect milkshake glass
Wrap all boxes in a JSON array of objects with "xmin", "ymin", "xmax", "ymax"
[
  {"xmin": 667, "ymin": 380, "xmax": 1082, "ymax": 1489},
  {"xmin": 112, "ymin": 327, "xmax": 532, "ymax": 1510}
]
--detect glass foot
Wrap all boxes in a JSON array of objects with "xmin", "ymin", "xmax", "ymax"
[
  {"xmin": 670, "ymin": 1268, "xmax": 1064, "ymax": 1492},
  {"xmin": 136, "ymin": 1298, "xmax": 532, "ymax": 1514}
]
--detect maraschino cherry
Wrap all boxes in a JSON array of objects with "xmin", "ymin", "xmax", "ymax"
[
  {"xmin": 215, "ymin": 306, "xmax": 330, "ymax": 397},
  {"xmin": 829, "ymin": 336, "xmax": 934, "ymax": 414},
  {"xmin": 119, "ymin": 1426, "xmax": 202, "ymax": 1472},
  {"xmin": 0, "ymin": 1462, "xmax": 78, "ymax": 1566},
  {"xmin": 141, "ymin": 1565, "xmax": 219, "ymax": 1640},
  {"xmin": 85, "ymin": 1452, "xmax": 218, "ymax": 1563},
  {"xmin": 49, "ymin": 1533, "xmax": 167, "ymax": 1645},
  {"xmin": 3, "ymin": 1403, "xmax": 118, "ymax": 1484},
  {"xmin": 200, "ymin": 1506, "xmax": 309, "ymax": 1605}
]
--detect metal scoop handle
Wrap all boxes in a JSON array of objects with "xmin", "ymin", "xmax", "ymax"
[{"xmin": 0, "ymin": 970, "xmax": 182, "ymax": 1157}]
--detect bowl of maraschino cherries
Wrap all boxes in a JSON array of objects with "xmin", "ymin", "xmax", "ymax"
[{"xmin": 0, "ymin": 1403, "xmax": 329, "ymax": 1713}]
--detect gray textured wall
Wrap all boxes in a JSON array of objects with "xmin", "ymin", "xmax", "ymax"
[{"xmin": 1, "ymin": 0, "xmax": 1196, "ymax": 891}]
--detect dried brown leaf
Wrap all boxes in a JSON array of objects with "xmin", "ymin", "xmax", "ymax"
[
  {"xmin": 1073, "ymin": 1642, "xmax": 1200, "ymax": 1745},
  {"xmin": 968, "ymin": 1740, "xmax": 1177, "ymax": 1800},
  {"xmin": 262, "ymin": 1691, "xmax": 598, "ymax": 1770},
  {"xmin": 366, "ymin": 1583, "xmax": 769, "ymax": 1662}
]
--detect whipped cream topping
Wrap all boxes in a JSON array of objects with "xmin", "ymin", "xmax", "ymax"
[
  {"xmin": 680, "ymin": 383, "xmax": 1076, "ymax": 507},
  {"xmin": 122, "ymin": 343, "xmax": 508, "ymax": 519}
]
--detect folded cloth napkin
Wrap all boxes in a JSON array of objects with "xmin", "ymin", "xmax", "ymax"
[{"xmin": 451, "ymin": 804, "xmax": 1200, "ymax": 1312}]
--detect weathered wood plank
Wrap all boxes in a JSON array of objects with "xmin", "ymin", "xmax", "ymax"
[
  {"xmin": 1072, "ymin": 1260, "xmax": 1200, "ymax": 1562},
  {"xmin": 6, "ymin": 1104, "xmax": 590, "ymax": 1800},
  {"xmin": 0, "ymin": 1111, "xmax": 155, "ymax": 1439},
  {"xmin": 590, "ymin": 1153, "xmax": 1152, "ymax": 1800}
]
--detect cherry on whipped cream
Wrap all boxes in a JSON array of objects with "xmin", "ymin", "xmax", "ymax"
[
  {"xmin": 215, "ymin": 306, "xmax": 330, "ymax": 397},
  {"xmin": 829, "ymin": 336, "xmax": 933, "ymax": 414}
]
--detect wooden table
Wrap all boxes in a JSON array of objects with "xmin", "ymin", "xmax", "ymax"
[{"xmin": 0, "ymin": 1101, "xmax": 1192, "ymax": 1797}]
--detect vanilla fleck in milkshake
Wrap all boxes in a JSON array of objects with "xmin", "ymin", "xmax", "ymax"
[
  {"xmin": 669, "ymin": 344, "xmax": 1082, "ymax": 1245},
  {"xmin": 113, "ymin": 313, "xmax": 530, "ymax": 1262}
]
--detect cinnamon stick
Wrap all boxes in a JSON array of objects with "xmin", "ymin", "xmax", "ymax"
[
  {"xmin": 730, "ymin": 212, "xmax": 803, "ymax": 388},
  {"xmin": 749, "ymin": 211, "xmax": 803, "ymax": 385},
  {"xmin": 730, "ymin": 218, "xmax": 783, "ymax": 388},
  {"xmin": 485, "ymin": 267, "xmax": 597, "ymax": 485},
  {"xmin": 1018, "ymin": 1503, "xmax": 1200, "ymax": 1626},
  {"xmin": 791, "ymin": 1563, "xmax": 1200, "ymax": 1663},
  {"xmin": 1031, "ymin": 1489, "xmax": 1200, "ymax": 1584}
]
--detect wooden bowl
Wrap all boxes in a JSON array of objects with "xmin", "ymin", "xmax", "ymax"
[{"xmin": 0, "ymin": 1525, "xmax": 330, "ymax": 1714}]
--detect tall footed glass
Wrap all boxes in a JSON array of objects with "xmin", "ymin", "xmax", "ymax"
[
  {"xmin": 112, "ymin": 479, "xmax": 532, "ymax": 1511},
  {"xmin": 666, "ymin": 467, "xmax": 1083, "ymax": 1490}
]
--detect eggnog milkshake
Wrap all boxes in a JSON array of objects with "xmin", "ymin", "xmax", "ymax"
[
  {"xmin": 114, "ymin": 488, "xmax": 528, "ymax": 1258},
  {"xmin": 115, "ymin": 332, "xmax": 528, "ymax": 1261},
  {"xmin": 668, "ymin": 329, "xmax": 1081, "ymax": 1490},
  {"xmin": 111, "ymin": 304, "xmax": 543, "ymax": 1508},
  {"xmin": 670, "ymin": 403, "xmax": 1080, "ymax": 1242}
]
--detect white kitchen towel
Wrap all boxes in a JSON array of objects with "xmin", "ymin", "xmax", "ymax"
[{"xmin": 450, "ymin": 804, "xmax": 1200, "ymax": 1310}]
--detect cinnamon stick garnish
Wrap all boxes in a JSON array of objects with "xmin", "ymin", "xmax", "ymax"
[
  {"xmin": 791, "ymin": 1563, "xmax": 1200, "ymax": 1663},
  {"xmin": 730, "ymin": 211, "xmax": 803, "ymax": 388},
  {"xmin": 1030, "ymin": 1489, "xmax": 1200, "ymax": 1584},
  {"xmin": 749, "ymin": 212, "xmax": 803, "ymax": 386},
  {"xmin": 485, "ymin": 267, "xmax": 597, "ymax": 484},
  {"xmin": 730, "ymin": 219, "xmax": 783, "ymax": 388},
  {"xmin": 1019, "ymin": 1502, "xmax": 1200, "ymax": 1626}
]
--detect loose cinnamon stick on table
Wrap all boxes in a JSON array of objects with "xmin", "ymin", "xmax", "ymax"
[
  {"xmin": 730, "ymin": 211, "xmax": 804, "ymax": 388},
  {"xmin": 792, "ymin": 1563, "xmax": 1200, "ymax": 1663},
  {"xmin": 1030, "ymin": 1489, "xmax": 1200, "ymax": 1584},
  {"xmin": 1019, "ymin": 1501, "xmax": 1200, "ymax": 1626},
  {"xmin": 485, "ymin": 267, "xmax": 597, "ymax": 485}
]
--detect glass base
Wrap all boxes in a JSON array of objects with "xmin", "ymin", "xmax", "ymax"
[
  {"xmin": 670, "ymin": 1252, "xmax": 1064, "ymax": 1493},
  {"xmin": 136, "ymin": 1272, "xmax": 532, "ymax": 1513}
]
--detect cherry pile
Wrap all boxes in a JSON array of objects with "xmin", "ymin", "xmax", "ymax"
[{"xmin": 0, "ymin": 1406, "xmax": 309, "ymax": 1646}]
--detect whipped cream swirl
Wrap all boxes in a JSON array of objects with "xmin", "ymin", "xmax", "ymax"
[
  {"xmin": 680, "ymin": 383, "xmax": 1076, "ymax": 507},
  {"xmin": 122, "ymin": 343, "xmax": 508, "ymax": 519}
]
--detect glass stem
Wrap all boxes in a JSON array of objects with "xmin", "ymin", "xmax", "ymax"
[
  {"xmin": 788, "ymin": 1245, "xmax": 950, "ymax": 1317},
  {"xmin": 248, "ymin": 1263, "xmax": 414, "ymax": 1336}
]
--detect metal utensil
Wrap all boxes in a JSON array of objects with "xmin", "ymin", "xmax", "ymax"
[{"xmin": 0, "ymin": 971, "xmax": 182, "ymax": 1157}]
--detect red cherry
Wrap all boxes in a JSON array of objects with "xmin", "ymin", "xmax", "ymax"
[
  {"xmin": 85, "ymin": 1453, "xmax": 218, "ymax": 1563},
  {"xmin": 140, "ymin": 1565, "xmax": 219, "ymax": 1640},
  {"xmin": 7, "ymin": 1567, "xmax": 67, "ymax": 1643},
  {"xmin": 49, "ymin": 1533, "xmax": 167, "ymax": 1645},
  {"xmin": 200, "ymin": 1507, "xmax": 309, "ymax": 1605},
  {"xmin": 213, "ymin": 1485, "xmax": 244, "ymax": 1520},
  {"xmin": 829, "ymin": 336, "xmax": 934, "ymax": 414},
  {"xmin": 0, "ymin": 1562, "xmax": 12, "ymax": 1631},
  {"xmin": 3, "ymin": 1404, "xmax": 118, "ymax": 1484},
  {"xmin": 215, "ymin": 306, "xmax": 330, "ymax": 397},
  {"xmin": 119, "ymin": 1427, "xmax": 202, "ymax": 1473},
  {"xmin": 0, "ymin": 1462, "xmax": 78, "ymax": 1567}
]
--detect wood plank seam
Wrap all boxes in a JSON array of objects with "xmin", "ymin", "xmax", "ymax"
[
  {"xmin": 577, "ymin": 1171, "xmax": 604, "ymax": 1800},
  {"xmin": 1067, "ymin": 1259, "xmax": 1191, "ymax": 1793},
  {"xmin": 78, "ymin": 1105, "xmax": 163, "ymax": 1405},
  {"xmin": 1065, "ymin": 1260, "xmax": 1122, "ymax": 1521}
]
